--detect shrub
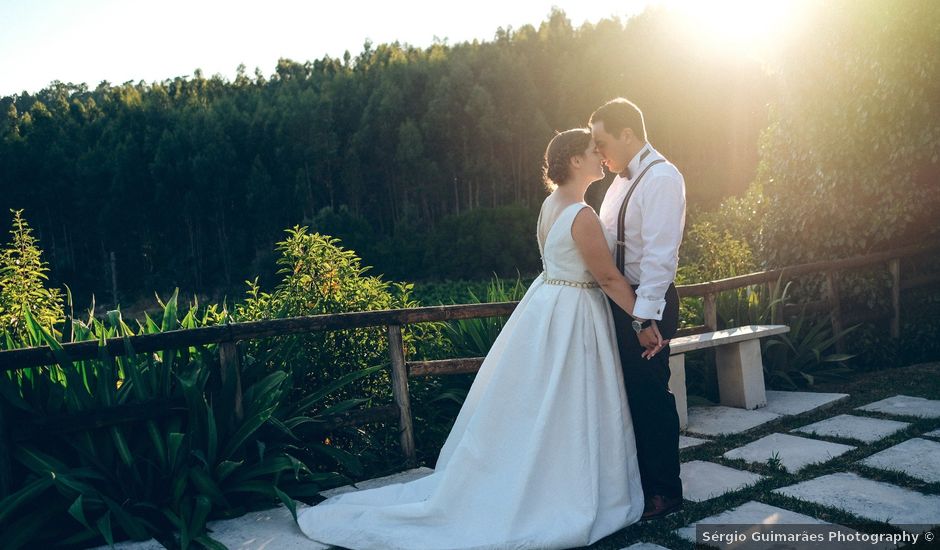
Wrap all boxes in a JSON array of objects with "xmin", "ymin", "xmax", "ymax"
[
  {"xmin": 0, "ymin": 209, "xmax": 63, "ymax": 345},
  {"xmin": 233, "ymin": 226, "xmax": 408, "ymax": 405}
]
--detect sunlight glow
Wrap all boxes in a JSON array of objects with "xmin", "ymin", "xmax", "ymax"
[{"xmin": 658, "ymin": 0, "xmax": 803, "ymax": 56}]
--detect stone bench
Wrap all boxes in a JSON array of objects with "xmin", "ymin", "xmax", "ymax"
[{"xmin": 667, "ymin": 325, "xmax": 790, "ymax": 429}]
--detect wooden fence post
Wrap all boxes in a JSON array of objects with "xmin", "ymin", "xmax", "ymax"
[
  {"xmin": 387, "ymin": 325, "xmax": 417, "ymax": 468},
  {"xmin": 219, "ymin": 341, "xmax": 244, "ymax": 422},
  {"xmin": 888, "ymin": 258, "xmax": 901, "ymax": 339},
  {"xmin": 824, "ymin": 271, "xmax": 846, "ymax": 354},
  {"xmin": 704, "ymin": 293, "xmax": 717, "ymax": 331}
]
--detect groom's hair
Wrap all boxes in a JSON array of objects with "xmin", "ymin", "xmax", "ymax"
[{"xmin": 589, "ymin": 98, "xmax": 647, "ymax": 142}]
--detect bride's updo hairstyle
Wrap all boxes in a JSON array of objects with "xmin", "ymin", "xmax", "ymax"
[{"xmin": 542, "ymin": 128, "xmax": 592, "ymax": 191}]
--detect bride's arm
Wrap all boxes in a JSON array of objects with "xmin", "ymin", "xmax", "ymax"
[{"xmin": 570, "ymin": 206, "xmax": 639, "ymax": 318}]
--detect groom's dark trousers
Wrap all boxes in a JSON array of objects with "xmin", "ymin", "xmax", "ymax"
[{"xmin": 608, "ymin": 284, "xmax": 683, "ymax": 500}]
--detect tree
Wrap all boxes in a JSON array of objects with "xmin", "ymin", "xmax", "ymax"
[{"xmin": 751, "ymin": 0, "xmax": 940, "ymax": 266}]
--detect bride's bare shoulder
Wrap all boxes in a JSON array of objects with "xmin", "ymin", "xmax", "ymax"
[{"xmin": 571, "ymin": 204, "xmax": 602, "ymax": 232}]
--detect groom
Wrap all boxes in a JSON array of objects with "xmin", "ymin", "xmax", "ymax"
[{"xmin": 590, "ymin": 98, "xmax": 685, "ymax": 520}]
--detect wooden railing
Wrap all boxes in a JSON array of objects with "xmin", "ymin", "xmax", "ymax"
[{"xmin": 0, "ymin": 241, "xmax": 937, "ymax": 493}]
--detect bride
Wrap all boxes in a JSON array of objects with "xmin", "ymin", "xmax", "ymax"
[{"xmin": 298, "ymin": 128, "xmax": 665, "ymax": 549}]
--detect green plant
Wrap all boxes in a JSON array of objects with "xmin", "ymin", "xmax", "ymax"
[
  {"xmin": 445, "ymin": 274, "xmax": 528, "ymax": 357},
  {"xmin": 763, "ymin": 309, "xmax": 859, "ymax": 389},
  {"xmin": 234, "ymin": 226, "xmax": 449, "ymax": 476},
  {"xmin": 765, "ymin": 451, "xmax": 784, "ymax": 472},
  {"xmin": 0, "ymin": 209, "xmax": 64, "ymax": 346},
  {"xmin": 0, "ymin": 289, "xmax": 380, "ymax": 549},
  {"xmin": 233, "ymin": 226, "xmax": 442, "ymax": 405},
  {"xmin": 715, "ymin": 275, "xmax": 789, "ymax": 329}
]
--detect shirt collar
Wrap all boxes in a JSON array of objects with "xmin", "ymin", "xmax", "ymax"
[{"xmin": 619, "ymin": 143, "xmax": 652, "ymax": 180}]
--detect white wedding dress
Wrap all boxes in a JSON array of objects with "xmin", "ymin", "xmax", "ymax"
[{"xmin": 298, "ymin": 201, "xmax": 645, "ymax": 549}]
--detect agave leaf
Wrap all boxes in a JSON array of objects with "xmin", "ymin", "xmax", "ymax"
[
  {"xmin": 288, "ymin": 364, "xmax": 382, "ymax": 417},
  {"xmin": 102, "ymin": 495, "xmax": 150, "ymax": 540},
  {"xmin": 227, "ymin": 454, "xmax": 308, "ymax": 483},
  {"xmin": 168, "ymin": 432, "xmax": 186, "ymax": 471},
  {"xmin": 161, "ymin": 288, "xmax": 180, "ymax": 333},
  {"xmin": 159, "ymin": 290, "xmax": 179, "ymax": 377},
  {"xmin": 822, "ymin": 353, "xmax": 856, "ymax": 363},
  {"xmin": 48, "ymin": 468, "xmax": 100, "ymax": 497},
  {"xmin": 171, "ymin": 468, "xmax": 189, "ymax": 510},
  {"xmin": 275, "ymin": 486, "xmax": 297, "ymax": 522},
  {"xmin": 0, "ymin": 374, "xmax": 31, "ymax": 412},
  {"xmin": 95, "ymin": 510, "xmax": 114, "ymax": 547},
  {"xmin": 241, "ymin": 371, "xmax": 288, "ymax": 412},
  {"xmin": 194, "ymin": 535, "xmax": 229, "ymax": 550},
  {"xmin": 25, "ymin": 308, "xmax": 93, "ymax": 411},
  {"xmin": 220, "ymin": 405, "xmax": 277, "ymax": 460},
  {"xmin": 0, "ymin": 475, "xmax": 55, "ymax": 523},
  {"xmin": 147, "ymin": 421, "xmax": 168, "ymax": 471},
  {"xmin": 161, "ymin": 507, "xmax": 183, "ymax": 531},
  {"xmin": 13, "ymin": 445, "xmax": 69, "ymax": 474},
  {"xmin": 189, "ymin": 467, "xmax": 228, "ymax": 507},
  {"xmin": 207, "ymin": 406, "xmax": 218, "ymax": 466},
  {"xmin": 1, "ymin": 504, "xmax": 60, "ymax": 550},
  {"xmin": 265, "ymin": 416, "xmax": 298, "ymax": 441},
  {"xmin": 179, "ymin": 497, "xmax": 193, "ymax": 550},
  {"xmin": 215, "ymin": 460, "xmax": 244, "ymax": 482},
  {"xmin": 110, "ymin": 426, "xmax": 134, "ymax": 467}
]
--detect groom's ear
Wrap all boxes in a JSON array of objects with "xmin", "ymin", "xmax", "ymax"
[{"xmin": 619, "ymin": 127, "xmax": 634, "ymax": 143}]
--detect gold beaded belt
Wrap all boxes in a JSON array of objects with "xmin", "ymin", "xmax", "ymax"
[{"xmin": 541, "ymin": 272, "xmax": 600, "ymax": 289}]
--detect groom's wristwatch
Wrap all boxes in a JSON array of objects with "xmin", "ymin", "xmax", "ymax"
[{"xmin": 632, "ymin": 318, "xmax": 652, "ymax": 334}]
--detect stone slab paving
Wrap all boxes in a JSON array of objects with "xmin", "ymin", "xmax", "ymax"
[
  {"xmin": 679, "ymin": 435, "xmax": 709, "ymax": 449},
  {"xmin": 773, "ymin": 472, "xmax": 940, "ymax": 526},
  {"xmin": 318, "ymin": 466, "xmax": 434, "ymax": 497},
  {"xmin": 793, "ymin": 414, "xmax": 911, "ymax": 443},
  {"xmin": 859, "ymin": 437, "xmax": 940, "ymax": 483},
  {"xmin": 680, "ymin": 460, "xmax": 764, "ymax": 502},
  {"xmin": 674, "ymin": 500, "xmax": 895, "ymax": 549},
  {"xmin": 619, "ymin": 543, "xmax": 673, "ymax": 550},
  {"xmin": 346, "ymin": 465, "xmax": 434, "ymax": 491},
  {"xmin": 91, "ymin": 468, "xmax": 435, "ymax": 550},
  {"xmin": 686, "ymin": 406, "xmax": 781, "ymax": 436},
  {"xmin": 317, "ymin": 483, "xmax": 357, "ymax": 499},
  {"xmin": 764, "ymin": 390, "xmax": 849, "ymax": 415},
  {"xmin": 685, "ymin": 391, "xmax": 849, "ymax": 437},
  {"xmin": 856, "ymin": 394, "xmax": 940, "ymax": 418},
  {"xmin": 723, "ymin": 433, "xmax": 855, "ymax": 473},
  {"xmin": 676, "ymin": 500, "xmax": 826, "ymax": 541},
  {"xmin": 94, "ymin": 503, "xmax": 322, "ymax": 550}
]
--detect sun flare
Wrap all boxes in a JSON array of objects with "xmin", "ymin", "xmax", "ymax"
[{"xmin": 658, "ymin": 0, "xmax": 804, "ymax": 55}]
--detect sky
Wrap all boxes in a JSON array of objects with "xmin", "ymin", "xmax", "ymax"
[{"xmin": 0, "ymin": 0, "xmax": 653, "ymax": 97}]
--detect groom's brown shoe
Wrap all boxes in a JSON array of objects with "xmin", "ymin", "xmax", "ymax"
[{"xmin": 640, "ymin": 494, "xmax": 683, "ymax": 521}]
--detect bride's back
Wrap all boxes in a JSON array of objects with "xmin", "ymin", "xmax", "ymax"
[{"xmin": 537, "ymin": 195, "xmax": 613, "ymax": 284}]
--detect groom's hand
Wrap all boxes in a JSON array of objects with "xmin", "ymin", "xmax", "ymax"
[
  {"xmin": 640, "ymin": 321, "xmax": 668, "ymax": 359},
  {"xmin": 637, "ymin": 325, "xmax": 660, "ymax": 351}
]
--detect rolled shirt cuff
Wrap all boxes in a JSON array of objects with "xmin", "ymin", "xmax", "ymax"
[{"xmin": 633, "ymin": 296, "xmax": 665, "ymax": 321}]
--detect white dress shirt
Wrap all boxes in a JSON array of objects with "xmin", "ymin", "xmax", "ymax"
[{"xmin": 598, "ymin": 143, "xmax": 686, "ymax": 320}]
